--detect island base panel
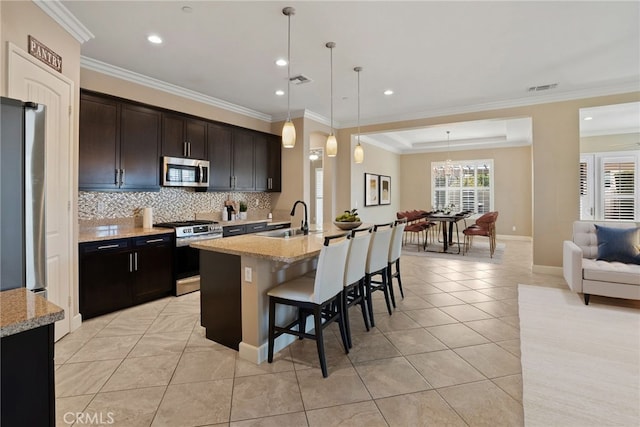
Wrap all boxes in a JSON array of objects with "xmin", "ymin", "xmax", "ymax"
[{"xmin": 200, "ymin": 251, "xmax": 242, "ymax": 350}]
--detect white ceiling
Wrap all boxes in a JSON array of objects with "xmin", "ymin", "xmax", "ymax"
[{"xmin": 58, "ymin": 1, "xmax": 640, "ymax": 152}]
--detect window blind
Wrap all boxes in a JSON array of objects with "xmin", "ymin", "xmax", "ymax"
[
  {"xmin": 602, "ymin": 158, "xmax": 635, "ymax": 220},
  {"xmin": 431, "ymin": 160, "xmax": 493, "ymax": 212}
]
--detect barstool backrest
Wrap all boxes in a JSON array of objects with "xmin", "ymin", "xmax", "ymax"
[
  {"xmin": 366, "ymin": 223, "xmax": 394, "ymax": 273},
  {"xmin": 344, "ymin": 227, "xmax": 373, "ymax": 286},
  {"xmin": 313, "ymin": 234, "xmax": 350, "ymax": 304},
  {"xmin": 389, "ymin": 219, "xmax": 407, "ymax": 262}
]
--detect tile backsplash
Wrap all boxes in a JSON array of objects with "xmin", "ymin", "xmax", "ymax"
[{"xmin": 79, "ymin": 188, "xmax": 272, "ymax": 225}]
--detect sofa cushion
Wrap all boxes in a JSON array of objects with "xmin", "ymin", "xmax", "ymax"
[
  {"xmin": 583, "ymin": 258, "xmax": 640, "ymax": 286},
  {"xmin": 594, "ymin": 225, "xmax": 640, "ymax": 264},
  {"xmin": 573, "ymin": 221, "xmax": 639, "ymax": 259}
]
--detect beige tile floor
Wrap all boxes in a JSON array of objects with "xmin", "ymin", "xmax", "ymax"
[{"xmin": 55, "ymin": 239, "xmax": 568, "ymax": 426}]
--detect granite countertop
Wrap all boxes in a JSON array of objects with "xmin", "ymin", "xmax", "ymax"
[
  {"xmin": 191, "ymin": 224, "xmax": 358, "ymax": 263},
  {"xmin": 79, "ymin": 225, "xmax": 174, "ymax": 243},
  {"xmin": 0, "ymin": 288, "xmax": 65, "ymax": 337}
]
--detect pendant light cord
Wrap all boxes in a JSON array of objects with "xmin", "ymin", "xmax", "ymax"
[
  {"xmin": 357, "ymin": 68, "xmax": 361, "ymax": 144},
  {"xmin": 286, "ymin": 12, "xmax": 291, "ymax": 122},
  {"xmin": 330, "ymin": 45, "xmax": 334, "ymax": 134}
]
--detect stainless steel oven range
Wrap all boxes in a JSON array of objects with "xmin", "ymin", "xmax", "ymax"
[{"xmin": 154, "ymin": 220, "xmax": 223, "ymax": 296}]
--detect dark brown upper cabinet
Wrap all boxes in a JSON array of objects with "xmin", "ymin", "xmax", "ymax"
[
  {"xmin": 161, "ymin": 113, "xmax": 207, "ymax": 159},
  {"xmin": 79, "ymin": 92, "xmax": 161, "ymax": 191}
]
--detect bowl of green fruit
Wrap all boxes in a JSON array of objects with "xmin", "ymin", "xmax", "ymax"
[{"xmin": 334, "ymin": 209, "xmax": 362, "ymax": 230}]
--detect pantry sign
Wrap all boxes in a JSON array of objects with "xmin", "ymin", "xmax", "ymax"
[{"xmin": 28, "ymin": 35, "xmax": 62, "ymax": 73}]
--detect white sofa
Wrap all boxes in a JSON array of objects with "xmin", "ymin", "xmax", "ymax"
[{"xmin": 563, "ymin": 220, "xmax": 640, "ymax": 305}]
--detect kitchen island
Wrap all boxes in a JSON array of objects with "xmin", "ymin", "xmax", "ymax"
[{"xmin": 191, "ymin": 226, "xmax": 346, "ymax": 364}]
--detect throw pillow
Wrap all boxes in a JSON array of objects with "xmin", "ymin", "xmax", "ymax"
[{"xmin": 594, "ymin": 225, "xmax": 640, "ymax": 265}]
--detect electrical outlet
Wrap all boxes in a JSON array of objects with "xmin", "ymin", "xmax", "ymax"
[
  {"xmin": 255, "ymin": 199, "xmax": 259, "ymax": 207},
  {"xmin": 512, "ymin": 225, "xmax": 516, "ymax": 232},
  {"xmin": 244, "ymin": 267, "xmax": 252, "ymax": 283}
]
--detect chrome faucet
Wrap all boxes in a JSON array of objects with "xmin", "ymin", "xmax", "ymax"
[{"xmin": 290, "ymin": 200, "xmax": 309, "ymax": 235}]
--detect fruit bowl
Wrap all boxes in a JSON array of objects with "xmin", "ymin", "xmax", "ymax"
[{"xmin": 333, "ymin": 220, "xmax": 363, "ymax": 230}]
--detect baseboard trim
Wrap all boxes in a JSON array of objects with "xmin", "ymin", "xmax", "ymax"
[
  {"xmin": 71, "ymin": 313, "xmax": 83, "ymax": 332},
  {"xmin": 239, "ymin": 333, "xmax": 298, "ymax": 364},
  {"xmin": 496, "ymin": 234, "xmax": 531, "ymax": 241},
  {"xmin": 532, "ymin": 265, "xmax": 563, "ymax": 276}
]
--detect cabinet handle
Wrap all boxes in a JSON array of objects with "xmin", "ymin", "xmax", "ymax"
[
  {"xmin": 188, "ymin": 142, "xmax": 192, "ymax": 157},
  {"xmin": 120, "ymin": 169, "xmax": 125, "ymax": 186},
  {"xmin": 230, "ymin": 176, "xmax": 234, "ymax": 188},
  {"xmin": 268, "ymin": 177, "xmax": 272, "ymax": 189},
  {"xmin": 97, "ymin": 244, "xmax": 120, "ymax": 250},
  {"xmin": 134, "ymin": 252, "xmax": 138, "ymax": 271},
  {"xmin": 129, "ymin": 253, "xmax": 133, "ymax": 272},
  {"xmin": 146, "ymin": 238, "xmax": 164, "ymax": 244},
  {"xmin": 228, "ymin": 228, "xmax": 241, "ymax": 233},
  {"xmin": 183, "ymin": 141, "xmax": 187, "ymax": 157},
  {"xmin": 114, "ymin": 169, "xmax": 119, "ymax": 186}
]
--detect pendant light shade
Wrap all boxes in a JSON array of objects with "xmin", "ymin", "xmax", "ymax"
[
  {"xmin": 282, "ymin": 7, "xmax": 296, "ymax": 148},
  {"xmin": 353, "ymin": 66, "xmax": 364, "ymax": 164},
  {"xmin": 326, "ymin": 134, "xmax": 338, "ymax": 157},
  {"xmin": 282, "ymin": 120, "xmax": 296, "ymax": 148},
  {"xmin": 325, "ymin": 42, "xmax": 337, "ymax": 157}
]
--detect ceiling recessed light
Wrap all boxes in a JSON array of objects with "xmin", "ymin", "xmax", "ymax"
[
  {"xmin": 147, "ymin": 35, "xmax": 163, "ymax": 44},
  {"xmin": 584, "ymin": 116, "xmax": 593, "ymax": 121},
  {"xmin": 275, "ymin": 59, "xmax": 287, "ymax": 67},
  {"xmin": 275, "ymin": 90, "xmax": 285, "ymax": 96},
  {"xmin": 383, "ymin": 89, "xmax": 394, "ymax": 96}
]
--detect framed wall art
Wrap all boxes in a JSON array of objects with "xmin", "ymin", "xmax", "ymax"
[
  {"xmin": 364, "ymin": 173, "xmax": 379, "ymax": 206},
  {"xmin": 379, "ymin": 175, "xmax": 391, "ymax": 205}
]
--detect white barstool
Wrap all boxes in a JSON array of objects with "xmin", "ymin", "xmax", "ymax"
[
  {"xmin": 343, "ymin": 226, "xmax": 373, "ymax": 348},
  {"xmin": 267, "ymin": 233, "xmax": 350, "ymax": 378},
  {"xmin": 388, "ymin": 218, "xmax": 407, "ymax": 305},
  {"xmin": 364, "ymin": 222, "xmax": 394, "ymax": 327}
]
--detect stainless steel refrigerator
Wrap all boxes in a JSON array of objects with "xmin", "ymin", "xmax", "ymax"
[{"xmin": 0, "ymin": 96, "xmax": 46, "ymax": 295}]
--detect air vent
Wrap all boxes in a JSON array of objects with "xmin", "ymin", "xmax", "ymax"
[
  {"xmin": 527, "ymin": 83, "xmax": 558, "ymax": 92},
  {"xmin": 290, "ymin": 74, "xmax": 312, "ymax": 85}
]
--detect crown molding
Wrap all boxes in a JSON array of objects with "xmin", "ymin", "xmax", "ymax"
[
  {"xmin": 342, "ymin": 78, "xmax": 640, "ymax": 129},
  {"xmin": 33, "ymin": 0, "xmax": 94, "ymax": 43},
  {"xmin": 81, "ymin": 56, "xmax": 272, "ymax": 122}
]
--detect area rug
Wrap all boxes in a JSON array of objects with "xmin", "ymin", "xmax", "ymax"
[
  {"xmin": 402, "ymin": 240, "xmax": 505, "ymax": 263},
  {"xmin": 518, "ymin": 284, "xmax": 640, "ymax": 426}
]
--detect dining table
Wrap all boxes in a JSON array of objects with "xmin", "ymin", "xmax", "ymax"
[{"xmin": 423, "ymin": 211, "xmax": 472, "ymax": 253}]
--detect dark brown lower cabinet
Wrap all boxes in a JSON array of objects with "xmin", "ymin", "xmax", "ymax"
[
  {"xmin": 200, "ymin": 251, "xmax": 241, "ymax": 350},
  {"xmin": 1, "ymin": 324, "xmax": 55, "ymax": 427},
  {"xmin": 79, "ymin": 235, "xmax": 173, "ymax": 319}
]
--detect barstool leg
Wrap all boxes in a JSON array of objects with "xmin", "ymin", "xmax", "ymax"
[
  {"xmin": 336, "ymin": 294, "xmax": 350, "ymax": 354},
  {"xmin": 314, "ymin": 306, "xmax": 328, "ymax": 378},
  {"xmin": 395, "ymin": 259, "xmax": 404, "ymax": 298},
  {"xmin": 342, "ymin": 288, "xmax": 353, "ymax": 349},
  {"xmin": 365, "ymin": 274, "xmax": 375, "ymax": 327},
  {"xmin": 268, "ymin": 297, "xmax": 276, "ymax": 363},
  {"xmin": 357, "ymin": 279, "xmax": 370, "ymax": 332},
  {"xmin": 382, "ymin": 269, "xmax": 393, "ymax": 315}
]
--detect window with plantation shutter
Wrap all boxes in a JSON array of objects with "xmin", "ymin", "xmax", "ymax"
[
  {"xmin": 580, "ymin": 152, "xmax": 638, "ymax": 221},
  {"xmin": 431, "ymin": 160, "xmax": 493, "ymax": 213},
  {"xmin": 602, "ymin": 157, "xmax": 636, "ymax": 220}
]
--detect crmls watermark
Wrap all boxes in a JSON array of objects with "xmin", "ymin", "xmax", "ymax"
[{"xmin": 63, "ymin": 411, "xmax": 115, "ymax": 425}]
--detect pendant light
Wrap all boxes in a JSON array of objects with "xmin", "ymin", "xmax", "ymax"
[
  {"xmin": 353, "ymin": 66, "xmax": 364, "ymax": 164},
  {"xmin": 281, "ymin": 7, "xmax": 296, "ymax": 148},
  {"xmin": 325, "ymin": 42, "xmax": 337, "ymax": 157}
]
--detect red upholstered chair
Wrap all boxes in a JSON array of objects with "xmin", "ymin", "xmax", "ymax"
[
  {"xmin": 462, "ymin": 211, "xmax": 499, "ymax": 257},
  {"xmin": 397, "ymin": 211, "xmax": 430, "ymax": 248}
]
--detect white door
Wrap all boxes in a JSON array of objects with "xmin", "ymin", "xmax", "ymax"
[{"xmin": 8, "ymin": 43, "xmax": 73, "ymax": 341}]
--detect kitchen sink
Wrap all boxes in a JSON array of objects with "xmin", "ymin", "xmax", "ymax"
[{"xmin": 256, "ymin": 228, "xmax": 320, "ymax": 238}]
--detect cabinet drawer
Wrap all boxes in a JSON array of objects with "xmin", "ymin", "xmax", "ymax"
[
  {"xmin": 134, "ymin": 234, "xmax": 172, "ymax": 247},
  {"xmin": 246, "ymin": 222, "xmax": 267, "ymax": 233},
  {"xmin": 223, "ymin": 225, "xmax": 246, "ymax": 237},
  {"xmin": 267, "ymin": 222, "xmax": 291, "ymax": 231},
  {"xmin": 80, "ymin": 238, "xmax": 130, "ymax": 254}
]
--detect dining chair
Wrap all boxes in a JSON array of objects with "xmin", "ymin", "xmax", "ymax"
[
  {"xmin": 364, "ymin": 222, "xmax": 394, "ymax": 327},
  {"xmin": 342, "ymin": 226, "xmax": 373, "ymax": 348},
  {"xmin": 462, "ymin": 211, "xmax": 499, "ymax": 257},
  {"xmin": 388, "ymin": 218, "xmax": 407, "ymax": 303},
  {"xmin": 267, "ymin": 233, "xmax": 350, "ymax": 377}
]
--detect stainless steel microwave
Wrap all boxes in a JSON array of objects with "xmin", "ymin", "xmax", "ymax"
[{"xmin": 162, "ymin": 156, "xmax": 209, "ymax": 188}]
